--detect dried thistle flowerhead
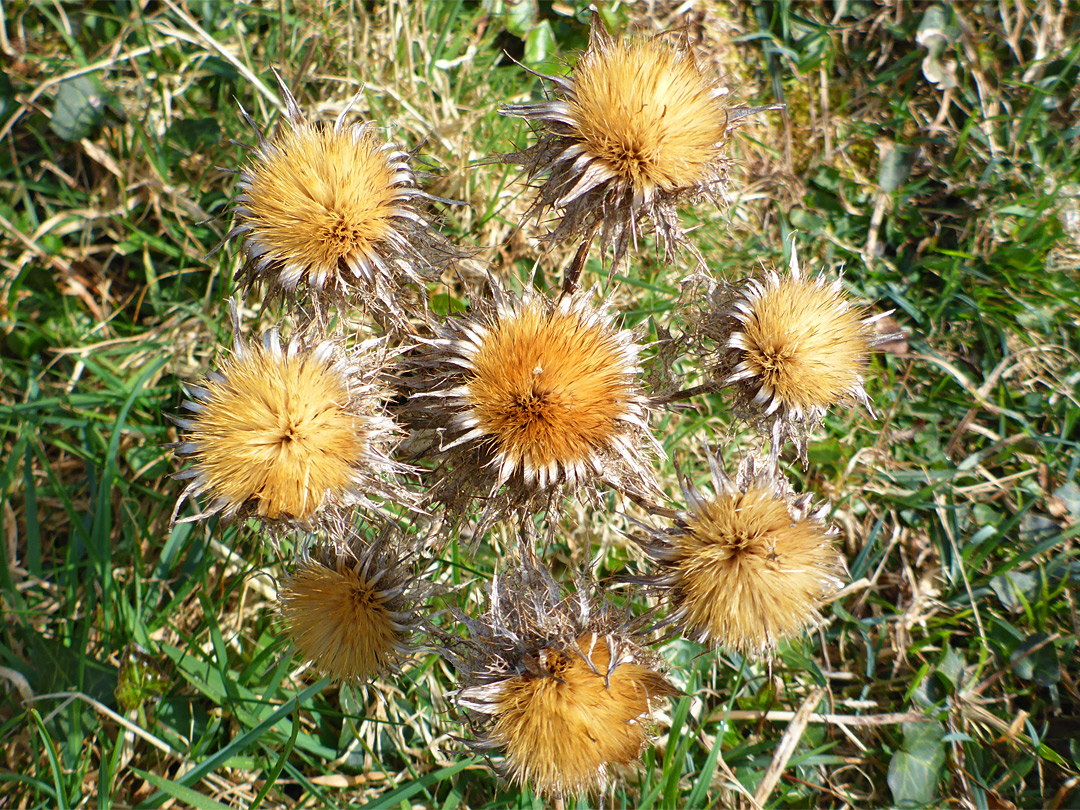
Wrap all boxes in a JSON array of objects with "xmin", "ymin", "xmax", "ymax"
[
  {"xmin": 449, "ymin": 558, "xmax": 678, "ymax": 798},
  {"xmin": 279, "ymin": 531, "xmax": 419, "ymax": 682},
  {"xmin": 171, "ymin": 302, "xmax": 409, "ymax": 530},
  {"xmin": 402, "ymin": 278, "xmax": 660, "ymax": 525},
  {"xmin": 499, "ymin": 18, "xmax": 777, "ymax": 269},
  {"xmin": 228, "ymin": 73, "xmax": 461, "ymax": 326},
  {"xmin": 693, "ymin": 245, "xmax": 890, "ymax": 458},
  {"xmin": 632, "ymin": 451, "xmax": 845, "ymax": 657}
]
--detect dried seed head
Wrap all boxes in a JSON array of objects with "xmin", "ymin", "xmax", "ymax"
[
  {"xmin": 483, "ymin": 633, "xmax": 674, "ymax": 797},
  {"xmin": 402, "ymin": 278, "xmax": 660, "ymax": 525},
  {"xmin": 450, "ymin": 558, "xmax": 677, "ymax": 798},
  {"xmin": 279, "ymin": 533, "xmax": 417, "ymax": 682},
  {"xmin": 693, "ymin": 244, "xmax": 887, "ymax": 458},
  {"xmin": 171, "ymin": 301, "xmax": 409, "ymax": 530},
  {"xmin": 499, "ymin": 18, "xmax": 777, "ymax": 269},
  {"xmin": 632, "ymin": 452, "xmax": 845, "ymax": 656},
  {"xmin": 228, "ymin": 74, "xmax": 462, "ymax": 326}
]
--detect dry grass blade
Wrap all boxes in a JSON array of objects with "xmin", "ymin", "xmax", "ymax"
[
  {"xmin": 715, "ymin": 708, "xmax": 930, "ymax": 727},
  {"xmin": 28, "ymin": 692, "xmax": 180, "ymax": 756},
  {"xmin": 752, "ymin": 686, "xmax": 825, "ymax": 806}
]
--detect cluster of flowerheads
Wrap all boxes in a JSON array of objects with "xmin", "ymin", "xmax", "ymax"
[{"xmin": 169, "ymin": 18, "xmax": 895, "ymax": 803}]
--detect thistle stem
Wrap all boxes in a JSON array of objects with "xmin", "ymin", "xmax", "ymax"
[
  {"xmin": 649, "ymin": 384, "xmax": 713, "ymax": 406},
  {"xmin": 562, "ymin": 226, "xmax": 597, "ymax": 294}
]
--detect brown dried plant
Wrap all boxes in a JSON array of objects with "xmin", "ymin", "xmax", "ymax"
[
  {"xmin": 448, "ymin": 555, "xmax": 678, "ymax": 798},
  {"xmin": 400, "ymin": 276, "xmax": 661, "ymax": 532},
  {"xmin": 170, "ymin": 301, "xmax": 409, "ymax": 532},
  {"xmin": 279, "ymin": 529, "xmax": 421, "ymax": 682},
  {"xmin": 690, "ymin": 244, "xmax": 892, "ymax": 459},
  {"xmin": 632, "ymin": 451, "xmax": 846, "ymax": 657},
  {"xmin": 227, "ymin": 73, "xmax": 463, "ymax": 328},
  {"xmin": 498, "ymin": 16, "xmax": 778, "ymax": 271}
]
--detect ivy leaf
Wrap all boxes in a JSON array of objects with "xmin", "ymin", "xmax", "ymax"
[
  {"xmin": 51, "ymin": 74, "xmax": 108, "ymax": 141},
  {"xmin": 1011, "ymin": 633, "xmax": 1060, "ymax": 687},
  {"xmin": 935, "ymin": 645, "xmax": 965, "ymax": 693},
  {"xmin": 888, "ymin": 721, "xmax": 946, "ymax": 807},
  {"xmin": 1050, "ymin": 481, "xmax": 1080, "ymax": 521},
  {"xmin": 989, "ymin": 570, "xmax": 1038, "ymax": 611},
  {"xmin": 167, "ymin": 117, "xmax": 221, "ymax": 154},
  {"xmin": 501, "ymin": 0, "xmax": 537, "ymax": 40}
]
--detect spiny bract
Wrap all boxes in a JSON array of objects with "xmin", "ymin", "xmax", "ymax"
[
  {"xmin": 452, "ymin": 559, "xmax": 677, "ymax": 798},
  {"xmin": 692, "ymin": 244, "xmax": 889, "ymax": 458},
  {"xmin": 279, "ymin": 533, "xmax": 417, "ymax": 682},
  {"xmin": 401, "ymin": 278, "xmax": 660, "ymax": 525}
]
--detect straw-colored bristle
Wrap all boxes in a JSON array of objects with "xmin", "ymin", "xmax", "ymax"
[
  {"xmin": 569, "ymin": 38, "xmax": 727, "ymax": 194},
  {"xmin": 279, "ymin": 552, "xmax": 408, "ymax": 682},
  {"xmin": 449, "ymin": 557, "xmax": 677, "ymax": 797},
  {"xmin": 229, "ymin": 76, "xmax": 462, "ymax": 324},
  {"xmin": 491, "ymin": 633, "xmax": 676, "ymax": 797},
  {"xmin": 185, "ymin": 346, "xmax": 364, "ymax": 522},
  {"xmin": 692, "ymin": 246, "xmax": 882, "ymax": 458},
  {"xmin": 731, "ymin": 276, "xmax": 871, "ymax": 416},
  {"xmin": 497, "ymin": 18, "xmax": 768, "ymax": 267},
  {"xmin": 172, "ymin": 307, "xmax": 407, "ymax": 528},
  {"xmin": 465, "ymin": 301, "xmax": 630, "ymax": 483},
  {"xmin": 402, "ymin": 283, "xmax": 659, "ymax": 521},
  {"xmin": 241, "ymin": 122, "xmax": 396, "ymax": 283},
  {"xmin": 633, "ymin": 453, "xmax": 844, "ymax": 655},
  {"xmin": 671, "ymin": 485, "xmax": 841, "ymax": 654}
]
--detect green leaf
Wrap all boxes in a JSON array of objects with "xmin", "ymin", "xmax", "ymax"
[
  {"xmin": 501, "ymin": 0, "xmax": 537, "ymax": 40},
  {"xmin": 0, "ymin": 70, "xmax": 15, "ymax": 124},
  {"xmin": 908, "ymin": 662, "xmax": 946, "ymax": 709},
  {"xmin": 29, "ymin": 711, "xmax": 66, "ymax": 810},
  {"xmin": 115, "ymin": 645, "xmax": 170, "ymax": 713},
  {"xmin": 996, "ymin": 204, "xmax": 1038, "ymax": 217},
  {"xmin": 596, "ymin": 2, "xmax": 630, "ymax": 32},
  {"xmin": 167, "ymin": 117, "xmax": 222, "ymax": 154},
  {"xmin": 935, "ymin": 645, "xmax": 964, "ymax": 693},
  {"xmin": 887, "ymin": 721, "xmax": 946, "ymax": 807},
  {"xmin": 879, "ymin": 143, "xmax": 917, "ymax": 192},
  {"xmin": 30, "ymin": 634, "xmax": 117, "ymax": 706},
  {"xmin": 807, "ymin": 437, "xmax": 845, "ymax": 465},
  {"xmin": 524, "ymin": 20, "xmax": 555, "ymax": 65},
  {"xmin": 355, "ymin": 760, "xmax": 476, "ymax": 810},
  {"xmin": 989, "ymin": 570, "xmax": 1038, "ymax": 611},
  {"xmin": 51, "ymin": 74, "xmax": 107, "ymax": 141},
  {"xmin": 140, "ymin": 682, "xmax": 328, "ymax": 807},
  {"xmin": 1037, "ymin": 743, "xmax": 1069, "ymax": 768},
  {"xmin": 1052, "ymin": 481, "xmax": 1080, "ymax": 521},
  {"xmin": 1010, "ymin": 633, "xmax": 1060, "ymax": 686}
]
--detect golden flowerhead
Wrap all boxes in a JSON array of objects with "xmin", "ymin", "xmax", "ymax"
[
  {"xmin": 402, "ymin": 277, "xmax": 660, "ymax": 522},
  {"xmin": 694, "ymin": 244, "xmax": 889, "ymax": 458},
  {"xmin": 632, "ymin": 451, "xmax": 845, "ymax": 657},
  {"xmin": 279, "ymin": 530, "xmax": 418, "ymax": 682},
  {"xmin": 171, "ymin": 301, "xmax": 408, "ymax": 530},
  {"xmin": 499, "ymin": 18, "xmax": 778, "ymax": 268},
  {"xmin": 450, "ymin": 557, "xmax": 678, "ymax": 799},
  {"xmin": 228, "ymin": 73, "xmax": 462, "ymax": 326}
]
